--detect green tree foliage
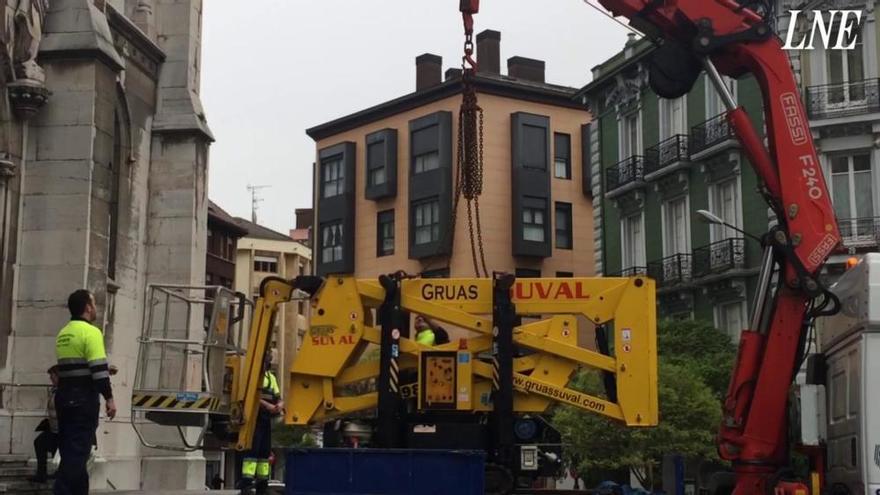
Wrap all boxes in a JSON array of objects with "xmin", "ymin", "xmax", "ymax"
[
  {"xmin": 273, "ymin": 424, "xmax": 317, "ymax": 448},
  {"xmin": 553, "ymin": 319, "xmax": 736, "ymax": 487},
  {"xmin": 656, "ymin": 319, "xmax": 737, "ymax": 398}
]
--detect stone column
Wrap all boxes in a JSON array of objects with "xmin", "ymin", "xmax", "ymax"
[
  {"xmin": 139, "ymin": 0, "xmax": 212, "ymax": 489},
  {"xmin": 3, "ymin": 0, "xmax": 117, "ymax": 455}
]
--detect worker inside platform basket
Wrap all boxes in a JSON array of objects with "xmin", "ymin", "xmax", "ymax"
[{"xmin": 414, "ymin": 315, "xmax": 450, "ymax": 347}]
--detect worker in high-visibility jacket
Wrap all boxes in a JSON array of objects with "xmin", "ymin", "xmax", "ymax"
[
  {"xmin": 240, "ymin": 354, "xmax": 283, "ymax": 495},
  {"xmin": 415, "ymin": 315, "xmax": 450, "ymax": 346},
  {"xmin": 54, "ymin": 289, "xmax": 115, "ymax": 495}
]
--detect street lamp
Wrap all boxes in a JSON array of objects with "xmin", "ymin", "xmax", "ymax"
[{"xmin": 695, "ymin": 209, "xmax": 763, "ymax": 243}]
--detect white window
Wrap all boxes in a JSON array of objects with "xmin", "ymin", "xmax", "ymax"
[
  {"xmin": 523, "ymin": 201, "xmax": 547, "ymax": 242},
  {"xmin": 621, "ymin": 213, "xmax": 646, "ymax": 270},
  {"xmin": 254, "ymin": 255, "xmax": 278, "ymax": 273},
  {"xmin": 413, "ymin": 199, "xmax": 440, "ymax": 245},
  {"xmin": 715, "ymin": 301, "xmax": 745, "ymax": 343},
  {"xmin": 830, "ymin": 153, "xmax": 874, "ymax": 238},
  {"xmin": 322, "ymin": 157, "xmax": 344, "ymax": 198},
  {"xmin": 709, "ymin": 178, "xmax": 742, "ymax": 242},
  {"xmin": 662, "ymin": 196, "xmax": 690, "ymax": 256},
  {"xmin": 706, "ymin": 75, "xmax": 737, "ymax": 118},
  {"xmin": 826, "ymin": 20, "xmax": 865, "ymax": 105},
  {"xmin": 367, "ymin": 141, "xmax": 386, "ymax": 186},
  {"xmin": 717, "ymin": 302, "xmax": 745, "ymax": 341},
  {"xmin": 659, "ymin": 96, "xmax": 687, "ymax": 140},
  {"xmin": 321, "ymin": 222, "xmax": 344, "ymax": 263},
  {"xmin": 413, "ymin": 151, "xmax": 439, "ymax": 174},
  {"xmin": 619, "ymin": 111, "xmax": 641, "ymax": 159}
]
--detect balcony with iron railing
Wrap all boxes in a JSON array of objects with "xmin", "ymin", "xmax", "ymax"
[
  {"xmin": 838, "ymin": 217, "xmax": 880, "ymax": 248},
  {"xmin": 605, "ymin": 155, "xmax": 646, "ymax": 197},
  {"xmin": 806, "ymin": 78, "xmax": 880, "ymax": 120},
  {"xmin": 692, "ymin": 238, "xmax": 746, "ymax": 278},
  {"xmin": 645, "ymin": 134, "xmax": 690, "ymax": 179},
  {"xmin": 607, "ymin": 266, "xmax": 647, "ymax": 277},
  {"xmin": 647, "ymin": 253, "xmax": 692, "ymax": 288},
  {"xmin": 690, "ymin": 113, "xmax": 737, "ymax": 159}
]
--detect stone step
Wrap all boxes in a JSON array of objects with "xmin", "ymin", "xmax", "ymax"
[
  {"xmin": 0, "ymin": 479, "xmax": 53, "ymax": 494},
  {"xmin": 0, "ymin": 465, "xmax": 39, "ymax": 478},
  {"xmin": 0, "ymin": 455, "xmax": 28, "ymax": 466}
]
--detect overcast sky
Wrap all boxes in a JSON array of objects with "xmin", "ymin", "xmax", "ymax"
[{"xmin": 201, "ymin": 0, "xmax": 632, "ymax": 233}]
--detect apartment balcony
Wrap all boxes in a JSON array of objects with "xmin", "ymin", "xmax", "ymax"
[
  {"xmin": 645, "ymin": 134, "xmax": 690, "ymax": 180},
  {"xmin": 690, "ymin": 113, "xmax": 738, "ymax": 160},
  {"xmin": 605, "ymin": 155, "xmax": 646, "ymax": 198},
  {"xmin": 838, "ymin": 217, "xmax": 880, "ymax": 248},
  {"xmin": 607, "ymin": 266, "xmax": 647, "ymax": 277},
  {"xmin": 692, "ymin": 238, "xmax": 746, "ymax": 278},
  {"xmin": 647, "ymin": 253, "xmax": 692, "ymax": 288},
  {"xmin": 806, "ymin": 78, "xmax": 880, "ymax": 121}
]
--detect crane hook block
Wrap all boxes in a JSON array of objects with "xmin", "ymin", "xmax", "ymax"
[{"xmin": 460, "ymin": 0, "xmax": 479, "ymax": 14}]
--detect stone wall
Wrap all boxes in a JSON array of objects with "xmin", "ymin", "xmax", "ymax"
[{"xmin": 0, "ymin": 0, "xmax": 211, "ymax": 490}]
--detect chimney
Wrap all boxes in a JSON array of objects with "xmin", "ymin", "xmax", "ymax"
[
  {"xmin": 507, "ymin": 56, "xmax": 545, "ymax": 83},
  {"xmin": 295, "ymin": 208, "xmax": 313, "ymax": 230},
  {"xmin": 416, "ymin": 53, "xmax": 442, "ymax": 91},
  {"xmin": 476, "ymin": 29, "xmax": 501, "ymax": 74},
  {"xmin": 445, "ymin": 68, "xmax": 462, "ymax": 81}
]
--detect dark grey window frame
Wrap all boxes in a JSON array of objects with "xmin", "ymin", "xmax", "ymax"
[
  {"xmin": 555, "ymin": 201, "xmax": 573, "ymax": 250},
  {"xmin": 515, "ymin": 268, "xmax": 542, "ymax": 278},
  {"xmin": 321, "ymin": 154, "xmax": 345, "ymax": 199},
  {"xmin": 421, "ymin": 268, "xmax": 450, "ymax": 279},
  {"xmin": 511, "ymin": 112, "xmax": 552, "ymax": 258},
  {"xmin": 554, "ymin": 132, "xmax": 571, "ymax": 179},
  {"xmin": 377, "ymin": 209, "xmax": 395, "ymax": 257},
  {"xmin": 522, "ymin": 196, "xmax": 548, "ymax": 243},
  {"xmin": 412, "ymin": 197, "xmax": 441, "ymax": 246},
  {"xmin": 365, "ymin": 128, "xmax": 397, "ymax": 200},
  {"xmin": 316, "ymin": 142, "xmax": 356, "ymax": 275},
  {"xmin": 320, "ymin": 221, "xmax": 344, "ymax": 264},
  {"xmin": 409, "ymin": 111, "xmax": 453, "ymax": 259}
]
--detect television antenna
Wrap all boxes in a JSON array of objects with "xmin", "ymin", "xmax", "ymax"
[{"xmin": 247, "ymin": 184, "xmax": 271, "ymax": 223}]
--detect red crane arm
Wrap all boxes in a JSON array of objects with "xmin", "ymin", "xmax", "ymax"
[{"xmin": 591, "ymin": 1, "xmax": 840, "ymax": 493}]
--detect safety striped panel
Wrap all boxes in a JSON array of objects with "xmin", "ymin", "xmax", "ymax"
[{"xmin": 131, "ymin": 392, "xmax": 223, "ymax": 411}]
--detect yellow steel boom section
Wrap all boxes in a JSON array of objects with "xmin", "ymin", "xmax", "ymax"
[
  {"xmin": 285, "ymin": 275, "xmax": 658, "ymax": 428},
  {"xmin": 231, "ymin": 277, "xmax": 296, "ymax": 451}
]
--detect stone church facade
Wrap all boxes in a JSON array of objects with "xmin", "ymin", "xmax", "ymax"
[{"xmin": 0, "ymin": 0, "xmax": 211, "ymax": 489}]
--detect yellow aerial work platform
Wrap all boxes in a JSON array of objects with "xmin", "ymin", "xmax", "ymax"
[{"xmin": 129, "ymin": 272, "xmax": 658, "ymax": 483}]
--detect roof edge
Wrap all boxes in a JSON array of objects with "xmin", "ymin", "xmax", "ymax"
[{"xmin": 306, "ymin": 76, "xmax": 585, "ymax": 142}]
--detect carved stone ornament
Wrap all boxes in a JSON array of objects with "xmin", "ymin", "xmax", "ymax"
[
  {"xmin": 8, "ymin": 79, "xmax": 50, "ymax": 120},
  {"xmin": 3, "ymin": 0, "xmax": 50, "ymax": 120},
  {"xmin": 613, "ymin": 189, "xmax": 645, "ymax": 216},
  {"xmin": 12, "ymin": 0, "xmax": 49, "ymax": 84},
  {"xmin": 605, "ymin": 65, "xmax": 648, "ymax": 115},
  {"xmin": 0, "ymin": 158, "xmax": 15, "ymax": 178}
]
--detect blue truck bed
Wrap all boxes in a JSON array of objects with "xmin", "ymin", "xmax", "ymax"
[{"xmin": 284, "ymin": 448, "xmax": 485, "ymax": 495}]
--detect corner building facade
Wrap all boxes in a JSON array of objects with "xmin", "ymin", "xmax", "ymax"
[{"xmin": 307, "ymin": 31, "xmax": 594, "ymax": 282}]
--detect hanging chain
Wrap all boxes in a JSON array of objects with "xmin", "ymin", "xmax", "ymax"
[
  {"xmin": 424, "ymin": 1, "xmax": 488, "ymax": 278},
  {"xmin": 457, "ymin": 1, "xmax": 488, "ymax": 278}
]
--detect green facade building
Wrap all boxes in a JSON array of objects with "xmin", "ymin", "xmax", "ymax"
[{"xmin": 579, "ymin": 36, "xmax": 768, "ymax": 340}]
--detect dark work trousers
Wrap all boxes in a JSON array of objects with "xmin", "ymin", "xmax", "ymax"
[
  {"xmin": 33, "ymin": 430, "xmax": 58, "ymax": 479},
  {"xmin": 53, "ymin": 387, "xmax": 99, "ymax": 495},
  {"xmin": 240, "ymin": 414, "xmax": 272, "ymax": 491}
]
